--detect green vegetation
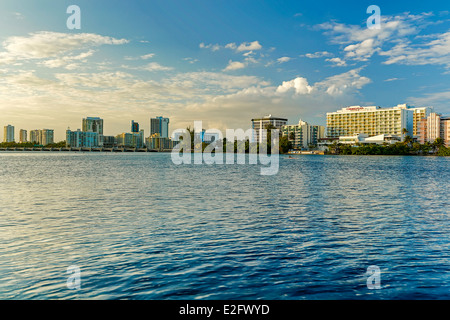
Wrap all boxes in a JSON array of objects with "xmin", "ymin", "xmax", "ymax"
[
  {"xmin": 179, "ymin": 126, "xmax": 291, "ymax": 154},
  {"xmin": 326, "ymin": 138, "xmax": 450, "ymax": 156},
  {"xmin": 0, "ymin": 141, "xmax": 66, "ymax": 148}
]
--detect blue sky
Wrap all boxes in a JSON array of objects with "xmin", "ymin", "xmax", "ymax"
[{"xmin": 0, "ymin": 0, "xmax": 449, "ymax": 141}]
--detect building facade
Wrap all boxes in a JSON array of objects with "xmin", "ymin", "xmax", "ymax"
[
  {"xmin": 19, "ymin": 129, "xmax": 27, "ymax": 143},
  {"xmin": 131, "ymin": 120, "xmax": 139, "ymax": 133},
  {"xmin": 440, "ymin": 117, "xmax": 450, "ymax": 148},
  {"xmin": 82, "ymin": 117, "xmax": 103, "ymax": 135},
  {"xmin": 29, "ymin": 129, "xmax": 54, "ymax": 146},
  {"xmin": 251, "ymin": 115, "xmax": 288, "ymax": 144},
  {"xmin": 116, "ymin": 130, "xmax": 144, "ymax": 148},
  {"xmin": 417, "ymin": 113, "xmax": 450, "ymax": 147},
  {"xmin": 3, "ymin": 125, "xmax": 14, "ymax": 142},
  {"xmin": 146, "ymin": 133, "xmax": 173, "ymax": 151},
  {"xmin": 151, "ymin": 116, "xmax": 169, "ymax": 138},
  {"xmin": 282, "ymin": 119, "xmax": 325, "ymax": 150},
  {"xmin": 66, "ymin": 129, "xmax": 99, "ymax": 147},
  {"xmin": 326, "ymin": 104, "xmax": 418, "ymax": 140}
]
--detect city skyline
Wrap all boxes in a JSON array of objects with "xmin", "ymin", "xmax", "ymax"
[{"xmin": 0, "ymin": 1, "xmax": 450, "ymax": 142}]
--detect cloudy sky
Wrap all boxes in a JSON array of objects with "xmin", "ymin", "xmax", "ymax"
[{"xmin": 0, "ymin": 0, "xmax": 449, "ymax": 141}]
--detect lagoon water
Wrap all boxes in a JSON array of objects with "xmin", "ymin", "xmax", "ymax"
[{"xmin": 0, "ymin": 152, "xmax": 449, "ymax": 299}]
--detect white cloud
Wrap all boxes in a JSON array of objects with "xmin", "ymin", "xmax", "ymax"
[
  {"xmin": 40, "ymin": 50, "xmax": 95, "ymax": 69},
  {"xmin": 315, "ymin": 12, "xmax": 438, "ymax": 62},
  {"xmin": 326, "ymin": 57, "xmax": 347, "ymax": 67},
  {"xmin": 140, "ymin": 53, "xmax": 155, "ymax": 60},
  {"xmin": 142, "ymin": 62, "xmax": 173, "ymax": 72},
  {"xmin": 236, "ymin": 41, "xmax": 262, "ymax": 52},
  {"xmin": 384, "ymin": 77, "xmax": 403, "ymax": 82},
  {"xmin": 277, "ymin": 56, "xmax": 291, "ymax": 64},
  {"xmin": 223, "ymin": 60, "xmax": 246, "ymax": 71},
  {"xmin": 379, "ymin": 31, "xmax": 450, "ymax": 69},
  {"xmin": 315, "ymin": 68, "xmax": 371, "ymax": 95},
  {"xmin": 276, "ymin": 77, "xmax": 313, "ymax": 94},
  {"xmin": 199, "ymin": 42, "xmax": 221, "ymax": 51},
  {"xmin": 304, "ymin": 51, "xmax": 333, "ymax": 58},
  {"xmin": 0, "ymin": 31, "xmax": 128, "ymax": 70}
]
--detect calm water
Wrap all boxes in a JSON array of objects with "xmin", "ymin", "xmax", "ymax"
[{"xmin": 0, "ymin": 152, "xmax": 449, "ymax": 299}]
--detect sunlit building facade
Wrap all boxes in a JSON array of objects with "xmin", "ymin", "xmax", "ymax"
[
  {"xmin": 326, "ymin": 104, "xmax": 421, "ymax": 140},
  {"xmin": 251, "ymin": 115, "xmax": 288, "ymax": 144}
]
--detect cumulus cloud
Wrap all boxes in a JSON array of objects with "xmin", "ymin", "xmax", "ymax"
[
  {"xmin": 276, "ymin": 77, "xmax": 313, "ymax": 94},
  {"xmin": 223, "ymin": 60, "xmax": 246, "ymax": 71},
  {"xmin": 236, "ymin": 41, "xmax": 262, "ymax": 52}
]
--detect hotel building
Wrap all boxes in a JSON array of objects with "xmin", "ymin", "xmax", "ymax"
[
  {"xmin": 251, "ymin": 115, "xmax": 288, "ymax": 144},
  {"xmin": 282, "ymin": 119, "xmax": 325, "ymax": 150},
  {"xmin": 3, "ymin": 125, "xmax": 14, "ymax": 143},
  {"xmin": 326, "ymin": 104, "xmax": 431, "ymax": 140}
]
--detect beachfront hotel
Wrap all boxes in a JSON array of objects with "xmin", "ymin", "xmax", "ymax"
[
  {"xmin": 326, "ymin": 104, "xmax": 433, "ymax": 140},
  {"xmin": 251, "ymin": 115, "xmax": 288, "ymax": 144}
]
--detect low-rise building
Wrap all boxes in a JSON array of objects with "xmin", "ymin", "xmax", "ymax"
[{"xmin": 116, "ymin": 130, "xmax": 144, "ymax": 148}]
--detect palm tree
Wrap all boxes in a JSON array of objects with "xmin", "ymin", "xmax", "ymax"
[{"xmin": 433, "ymin": 137, "xmax": 445, "ymax": 154}]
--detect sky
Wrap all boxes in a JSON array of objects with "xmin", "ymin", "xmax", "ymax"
[{"xmin": 0, "ymin": 0, "xmax": 449, "ymax": 141}]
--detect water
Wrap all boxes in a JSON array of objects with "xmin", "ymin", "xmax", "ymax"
[{"xmin": 0, "ymin": 152, "xmax": 449, "ymax": 299}]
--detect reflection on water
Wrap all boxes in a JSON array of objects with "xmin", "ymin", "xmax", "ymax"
[{"xmin": 0, "ymin": 153, "xmax": 449, "ymax": 299}]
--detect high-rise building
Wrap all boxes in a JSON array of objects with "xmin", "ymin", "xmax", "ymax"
[
  {"xmin": 3, "ymin": 125, "xmax": 14, "ymax": 142},
  {"xmin": 326, "ymin": 105, "xmax": 417, "ymax": 140},
  {"xmin": 131, "ymin": 120, "xmax": 139, "ymax": 133},
  {"xmin": 440, "ymin": 117, "xmax": 450, "ymax": 148},
  {"xmin": 251, "ymin": 115, "xmax": 288, "ymax": 144},
  {"xmin": 150, "ymin": 116, "xmax": 169, "ymax": 138},
  {"xmin": 29, "ymin": 129, "xmax": 54, "ymax": 145},
  {"xmin": 39, "ymin": 129, "xmax": 54, "ymax": 146},
  {"xmin": 66, "ymin": 129, "xmax": 99, "ymax": 147},
  {"xmin": 30, "ymin": 130, "xmax": 39, "ymax": 144},
  {"xmin": 19, "ymin": 129, "xmax": 27, "ymax": 143},
  {"xmin": 417, "ymin": 113, "xmax": 450, "ymax": 147},
  {"xmin": 82, "ymin": 117, "xmax": 103, "ymax": 135},
  {"xmin": 282, "ymin": 119, "xmax": 325, "ymax": 149}
]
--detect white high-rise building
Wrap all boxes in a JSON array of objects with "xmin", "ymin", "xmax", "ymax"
[
  {"xmin": 251, "ymin": 115, "xmax": 288, "ymax": 144},
  {"xmin": 3, "ymin": 125, "xmax": 14, "ymax": 143}
]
